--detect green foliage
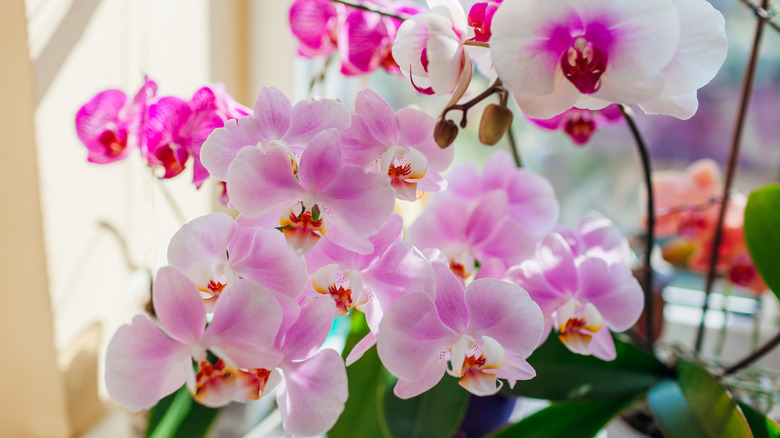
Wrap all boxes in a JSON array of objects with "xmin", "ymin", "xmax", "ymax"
[
  {"xmin": 145, "ymin": 386, "xmax": 220, "ymax": 438},
  {"xmin": 488, "ymin": 397, "xmax": 635, "ymax": 438},
  {"xmin": 744, "ymin": 184, "xmax": 780, "ymax": 301},
  {"xmin": 380, "ymin": 372, "xmax": 470, "ymax": 438},
  {"xmin": 648, "ymin": 360, "xmax": 751, "ymax": 438},
  {"xmin": 329, "ymin": 313, "xmax": 386, "ymax": 438},
  {"xmin": 505, "ymin": 334, "xmax": 671, "ymax": 401},
  {"xmin": 738, "ymin": 401, "xmax": 780, "ymax": 438}
]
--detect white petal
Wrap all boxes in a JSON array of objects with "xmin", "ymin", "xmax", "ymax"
[{"xmin": 639, "ymin": 91, "xmax": 699, "ymax": 120}]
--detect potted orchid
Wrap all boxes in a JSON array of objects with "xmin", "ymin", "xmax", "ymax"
[{"xmin": 76, "ymin": 0, "xmax": 780, "ymax": 436}]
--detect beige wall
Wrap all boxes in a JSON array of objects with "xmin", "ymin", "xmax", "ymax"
[{"xmin": 1, "ymin": 0, "xmax": 293, "ymax": 436}]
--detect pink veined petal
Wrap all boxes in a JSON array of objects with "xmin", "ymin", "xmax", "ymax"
[
  {"xmin": 153, "ymin": 267, "xmax": 206, "ymax": 344},
  {"xmin": 105, "ymin": 314, "xmax": 192, "ymax": 412},
  {"xmin": 345, "ymin": 332, "xmax": 377, "ymax": 366},
  {"xmin": 353, "ymin": 213, "xmax": 404, "ymax": 271},
  {"xmin": 472, "ymin": 217, "xmax": 536, "ymax": 268},
  {"xmin": 577, "ymin": 214, "xmax": 631, "ymax": 266},
  {"xmin": 340, "ymin": 114, "xmax": 390, "ymax": 167},
  {"xmin": 276, "ymin": 349, "xmax": 348, "ymax": 437},
  {"xmin": 285, "ymin": 98, "xmax": 352, "ymax": 147},
  {"xmin": 536, "ymin": 233, "xmax": 579, "ymax": 295},
  {"xmin": 253, "ymin": 87, "xmax": 293, "ymax": 141},
  {"xmin": 465, "ymin": 279, "xmax": 545, "ymax": 357},
  {"xmin": 226, "ymin": 147, "xmax": 305, "ymax": 217},
  {"xmin": 362, "ymin": 241, "xmax": 436, "ymax": 311},
  {"xmin": 75, "ymin": 89, "xmax": 131, "ymax": 163},
  {"xmin": 145, "ymin": 96, "xmax": 191, "ymax": 154},
  {"xmin": 432, "ymin": 261, "xmax": 469, "ymax": 333},
  {"xmin": 201, "ymin": 116, "xmax": 265, "ymax": 181},
  {"xmin": 465, "ymin": 190, "xmax": 509, "ymax": 246},
  {"xmin": 505, "ymin": 260, "xmax": 569, "ymax": 318},
  {"xmin": 323, "ymin": 219, "xmax": 375, "ymax": 255},
  {"xmin": 495, "ymin": 351, "xmax": 538, "ymax": 386},
  {"xmin": 167, "ymin": 212, "xmax": 234, "ymax": 271},
  {"xmin": 377, "ymin": 292, "xmax": 459, "ymax": 382},
  {"xmin": 319, "ymin": 165, "xmax": 396, "ymax": 238},
  {"xmin": 408, "ymin": 197, "xmax": 471, "ymax": 250},
  {"xmin": 203, "ymin": 279, "xmax": 284, "ymax": 369},
  {"xmin": 289, "ymin": 0, "xmax": 339, "ymax": 56},
  {"xmin": 576, "ymin": 257, "xmax": 644, "ymax": 332},
  {"xmin": 280, "ymin": 297, "xmax": 337, "ymax": 361},
  {"xmin": 339, "ymin": 9, "xmax": 391, "ymax": 75},
  {"xmin": 397, "ymin": 108, "xmax": 453, "ymax": 172},
  {"xmin": 393, "ymin": 365, "xmax": 449, "ymax": 399},
  {"xmin": 355, "ymin": 88, "xmax": 400, "ymax": 146},
  {"xmin": 298, "ymin": 129, "xmax": 342, "ymax": 193},
  {"xmin": 228, "ymin": 225, "xmax": 308, "ymax": 299},
  {"xmin": 417, "ymin": 169, "xmax": 448, "ymax": 193}
]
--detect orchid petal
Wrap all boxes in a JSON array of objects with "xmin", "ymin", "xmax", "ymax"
[
  {"xmin": 167, "ymin": 213, "xmax": 234, "ymax": 270},
  {"xmin": 577, "ymin": 257, "xmax": 643, "ymax": 332},
  {"xmin": 298, "ymin": 129, "xmax": 342, "ymax": 193},
  {"xmin": 153, "ymin": 267, "xmax": 206, "ymax": 344},
  {"xmin": 227, "ymin": 147, "xmax": 304, "ymax": 217}
]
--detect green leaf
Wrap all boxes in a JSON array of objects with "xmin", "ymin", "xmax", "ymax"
[
  {"xmin": 648, "ymin": 361, "xmax": 751, "ymax": 438},
  {"xmin": 738, "ymin": 401, "xmax": 780, "ymax": 438},
  {"xmin": 329, "ymin": 313, "xmax": 386, "ymax": 438},
  {"xmin": 505, "ymin": 334, "xmax": 671, "ymax": 401},
  {"xmin": 489, "ymin": 397, "xmax": 634, "ymax": 438},
  {"xmin": 744, "ymin": 184, "xmax": 780, "ymax": 301},
  {"xmin": 381, "ymin": 374, "xmax": 470, "ymax": 438},
  {"xmin": 146, "ymin": 386, "xmax": 220, "ymax": 438}
]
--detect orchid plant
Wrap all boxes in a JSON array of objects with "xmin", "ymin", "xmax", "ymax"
[{"xmin": 77, "ymin": 0, "xmax": 780, "ymax": 436}]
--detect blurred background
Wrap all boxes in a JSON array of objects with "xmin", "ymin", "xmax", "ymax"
[{"xmin": 2, "ymin": 0, "xmax": 779, "ymax": 436}]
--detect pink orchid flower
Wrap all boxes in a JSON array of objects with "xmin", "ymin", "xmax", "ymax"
[
  {"xmin": 201, "ymin": 87, "xmax": 351, "ymax": 182},
  {"xmin": 75, "ymin": 76, "xmax": 157, "ymax": 163},
  {"xmin": 145, "ymin": 87, "xmax": 225, "ymax": 187},
  {"xmin": 105, "ymin": 268, "xmax": 284, "ymax": 411},
  {"xmin": 392, "ymin": 0, "xmax": 471, "ymax": 94},
  {"xmin": 653, "ymin": 158, "xmax": 722, "ymax": 238},
  {"xmin": 490, "ymin": 0, "xmax": 727, "ymax": 119},
  {"xmin": 528, "ymin": 104, "xmax": 622, "ymax": 145},
  {"xmin": 377, "ymin": 261, "xmax": 544, "ymax": 398},
  {"xmin": 506, "ymin": 233, "xmax": 644, "ymax": 360},
  {"xmin": 555, "ymin": 214, "xmax": 632, "ymax": 267},
  {"xmin": 167, "ymin": 212, "xmax": 308, "ymax": 311},
  {"xmin": 226, "ymin": 129, "xmax": 396, "ymax": 255},
  {"xmin": 409, "ymin": 191, "xmax": 536, "ymax": 281},
  {"xmin": 338, "ymin": 5, "xmax": 398, "ymax": 75},
  {"xmin": 444, "ymin": 150, "xmax": 560, "ymax": 239},
  {"xmin": 340, "ymin": 89, "xmax": 454, "ymax": 200}
]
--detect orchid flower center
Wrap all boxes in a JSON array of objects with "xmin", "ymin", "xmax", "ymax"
[
  {"xmin": 279, "ymin": 203, "xmax": 326, "ymax": 254},
  {"xmin": 561, "ymin": 37, "xmax": 607, "ymax": 94},
  {"xmin": 448, "ymin": 336, "xmax": 506, "ymax": 396},
  {"xmin": 556, "ymin": 300, "xmax": 604, "ymax": 355},
  {"xmin": 313, "ymin": 265, "xmax": 365, "ymax": 316},
  {"xmin": 98, "ymin": 128, "xmax": 128, "ymax": 156},
  {"xmin": 381, "ymin": 147, "xmax": 428, "ymax": 201},
  {"xmin": 192, "ymin": 359, "xmax": 237, "ymax": 404},
  {"xmin": 563, "ymin": 111, "xmax": 596, "ymax": 145}
]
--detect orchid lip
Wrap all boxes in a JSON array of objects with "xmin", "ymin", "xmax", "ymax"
[{"xmin": 560, "ymin": 37, "xmax": 607, "ymax": 94}]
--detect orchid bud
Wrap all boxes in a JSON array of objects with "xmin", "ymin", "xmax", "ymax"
[
  {"xmin": 479, "ymin": 104, "xmax": 514, "ymax": 146},
  {"xmin": 434, "ymin": 118, "xmax": 459, "ymax": 148}
]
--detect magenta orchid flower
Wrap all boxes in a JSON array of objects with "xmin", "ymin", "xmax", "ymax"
[
  {"xmin": 392, "ymin": 0, "xmax": 471, "ymax": 94},
  {"xmin": 105, "ymin": 268, "xmax": 284, "ymax": 411},
  {"xmin": 490, "ymin": 0, "xmax": 727, "ymax": 119},
  {"xmin": 506, "ymin": 232, "xmax": 643, "ymax": 360},
  {"xmin": 289, "ymin": 0, "xmax": 342, "ymax": 58},
  {"xmin": 377, "ymin": 262, "xmax": 544, "ymax": 398},
  {"xmin": 340, "ymin": 89, "xmax": 454, "ymax": 200},
  {"xmin": 167, "ymin": 212, "xmax": 308, "ymax": 310},
  {"xmin": 201, "ymin": 87, "xmax": 351, "ymax": 182},
  {"xmin": 528, "ymin": 104, "xmax": 622, "ymax": 145},
  {"xmin": 75, "ymin": 76, "xmax": 157, "ymax": 164},
  {"xmin": 227, "ymin": 129, "xmax": 396, "ymax": 254},
  {"xmin": 467, "ymin": 0, "xmax": 502, "ymax": 42},
  {"xmin": 338, "ymin": 5, "xmax": 398, "ymax": 75},
  {"xmin": 145, "ymin": 87, "xmax": 225, "ymax": 187}
]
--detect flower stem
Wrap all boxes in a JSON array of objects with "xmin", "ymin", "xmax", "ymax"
[
  {"xmin": 328, "ymin": 0, "xmax": 409, "ymax": 20},
  {"xmin": 442, "ymin": 79, "xmax": 506, "ymax": 128},
  {"xmin": 619, "ymin": 104, "xmax": 655, "ymax": 353},
  {"xmin": 507, "ymin": 126, "xmax": 522, "ymax": 168},
  {"xmin": 737, "ymin": 0, "xmax": 780, "ymax": 33},
  {"xmin": 694, "ymin": 0, "xmax": 769, "ymax": 354},
  {"xmin": 463, "ymin": 40, "xmax": 490, "ymax": 48},
  {"xmin": 721, "ymin": 329, "xmax": 780, "ymax": 376}
]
